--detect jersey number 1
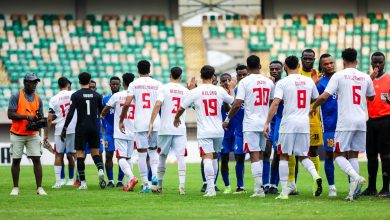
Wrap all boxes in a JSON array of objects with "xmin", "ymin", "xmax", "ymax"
[{"xmin": 86, "ymin": 100, "xmax": 90, "ymax": 115}]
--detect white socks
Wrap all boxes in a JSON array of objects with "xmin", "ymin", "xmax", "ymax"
[
  {"xmin": 335, "ymin": 156, "xmax": 359, "ymax": 181},
  {"xmin": 157, "ymin": 154, "xmax": 167, "ymax": 188},
  {"xmin": 137, "ymin": 152, "xmax": 149, "ymax": 184},
  {"xmin": 204, "ymin": 158, "xmax": 215, "ymax": 191},
  {"xmin": 118, "ymin": 158, "xmax": 134, "ymax": 181},
  {"xmin": 212, "ymin": 159, "xmax": 218, "ymax": 180},
  {"xmin": 251, "ymin": 160, "xmax": 263, "ymax": 190},
  {"xmin": 301, "ymin": 158, "xmax": 320, "ymax": 180},
  {"xmin": 148, "ymin": 149, "xmax": 159, "ymax": 178},
  {"xmin": 279, "ymin": 160, "xmax": 289, "ymax": 195},
  {"xmin": 54, "ymin": 165, "xmax": 62, "ymax": 182},
  {"xmin": 177, "ymin": 155, "xmax": 186, "ymax": 188},
  {"xmin": 349, "ymin": 158, "xmax": 359, "ymax": 174}
]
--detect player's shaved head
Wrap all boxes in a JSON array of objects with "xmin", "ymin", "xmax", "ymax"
[
  {"xmin": 137, "ymin": 60, "xmax": 151, "ymax": 75},
  {"xmin": 122, "ymin": 73, "xmax": 135, "ymax": 87},
  {"xmin": 200, "ymin": 65, "xmax": 215, "ymax": 80},
  {"xmin": 79, "ymin": 72, "xmax": 91, "ymax": 85},
  {"xmin": 170, "ymin": 66, "xmax": 182, "ymax": 80}
]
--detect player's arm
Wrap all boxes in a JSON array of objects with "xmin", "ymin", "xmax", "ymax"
[
  {"xmin": 148, "ymin": 100, "xmax": 162, "ymax": 135},
  {"xmin": 63, "ymin": 94, "xmax": 77, "ymax": 133},
  {"xmin": 222, "ymin": 99, "xmax": 243, "ymax": 130},
  {"xmin": 174, "ymin": 107, "xmax": 186, "ymax": 127},
  {"xmin": 44, "ymin": 111, "xmax": 55, "ymax": 141},
  {"xmin": 100, "ymin": 105, "xmax": 111, "ymax": 118},
  {"xmin": 310, "ymin": 92, "xmax": 330, "ymax": 114},
  {"xmin": 264, "ymin": 98, "xmax": 281, "ymax": 138}
]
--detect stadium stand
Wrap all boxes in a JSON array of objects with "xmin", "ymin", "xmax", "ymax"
[
  {"xmin": 202, "ymin": 12, "xmax": 390, "ymax": 73},
  {"xmin": 0, "ymin": 14, "xmax": 185, "ymax": 109}
]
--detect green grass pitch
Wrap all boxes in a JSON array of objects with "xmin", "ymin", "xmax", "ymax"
[{"xmin": 0, "ymin": 162, "xmax": 388, "ymax": 219}]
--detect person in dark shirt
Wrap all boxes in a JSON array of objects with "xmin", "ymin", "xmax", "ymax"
[{"xmin": 62, "ymin": 72, "xmax": 106, "ymax": 190}]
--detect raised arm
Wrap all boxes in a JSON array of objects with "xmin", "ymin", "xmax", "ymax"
[{"xmin": 222, "ymin": 99, "xmax": 243, "ymax": 130}]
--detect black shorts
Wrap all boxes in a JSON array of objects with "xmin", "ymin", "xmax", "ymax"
[
  {"xmin": 366, "ymin": 116, "xmax": 390, "ymax": 157},
  {"xmin": 75, "ymin": 127, "xmax": 100, "ymax": 151}
]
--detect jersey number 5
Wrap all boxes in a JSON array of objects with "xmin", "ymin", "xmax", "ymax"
[
  {"xmin": 253, "ymin": 88, "xmax": 270, "ymax": 106},
  {"xmin": 142, "ymin": 93, "xmax": 151, "ymax": 108},
  {"xmin": 59, "ymin": 103, "xmax": 70, "ymax": 117},
  {"xmin": 203, "ymin": 99, "xmax": 217, "ymax": 116},
  {"xmin": 352, "ymin": 86, "xmax": 361, "ymax": 105}
]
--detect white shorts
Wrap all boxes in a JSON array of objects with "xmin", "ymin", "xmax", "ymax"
[
  {"xmin": 334, "ymin": 131, "xmax": 366, "ymax": 153},
  {"xmin": 54, "ymin": 134, "xmax": 75, "ymax": 154},
  {"xmin": 114, "ymin": 138, "xmax": 134, "ymax": 158},
  {"xmin": 243, "ymin": 131, "xmax": 266, "ymax": 153},
  {"xmin": 198, "ymin": 138, "xmax": 223, "ymax": 156},
  {"xmin": 135, "ymin": 131, "xmax": 158, "ymax": 149},
  {"xmin": 158, "ymin": 135, "xmax": 186, "ymax": 156},
  {"xmin": 278, "ymin": 133, "xmax": 310, "ymax": 156}
]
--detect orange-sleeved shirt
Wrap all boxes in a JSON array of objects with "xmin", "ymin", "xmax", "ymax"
[{"xmin": 367, "ymin": 73, "xmax": 390, "ymax": 119}]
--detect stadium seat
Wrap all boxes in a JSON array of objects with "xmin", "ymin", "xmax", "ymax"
[{"xmin": 0, "ymin": 14, "xmax": 185, "ymax": 109}]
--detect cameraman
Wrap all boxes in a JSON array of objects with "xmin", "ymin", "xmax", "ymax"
[{"xmin": 8, "ymin": 73, "xmax": 47, "ymax": 196}]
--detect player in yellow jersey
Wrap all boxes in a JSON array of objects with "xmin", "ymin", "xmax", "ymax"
[{"xmin": 287, "ymin": 49, "xmax": 323, "ymax": 195}]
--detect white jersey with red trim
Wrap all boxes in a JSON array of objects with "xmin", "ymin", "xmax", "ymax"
[{"xmin": 49, "ymin": 90, "xmax": 77, "ymax": 135}]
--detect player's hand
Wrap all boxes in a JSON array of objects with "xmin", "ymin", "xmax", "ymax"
[
  {"xmin": 26, "ymin": 115, "xmax": 38, "ymax": 122},
  {"xmin": 263, "ymin": 124, "xmax": 270, "ymax": 139},
  {"xmin": 60, "ymin": 128, "xmax": 66, "ymax": 142},
  {"xmin": 187, "ymin": 77, "xmax": 197, "ymax": 90},
  {"xmin": 147, "ymin": 123, "xmax": 153, "ymax": 137},
  {"xmin": 104, "ymin": 141, "xmax": 108, "ymax": 148},
  {"xmin": 309, "ymin": 108, "xmax": 316, "ymax": 117},
  {"xmin": 119, "ymin": 121, "xmax": 126, "ymax": 134},
  {"xmin": 222, "ymin": 121, "xmax": 229, "ymax": 131},
  {"xmin": 269, "ymin": 76, "xmax": 275, "ymax": 83},
  {"xmin": 370, "ymin": 67, "xmax": 379, "ymax": 80},
  {"xmin": 173, "ymin": 118, "xmax": 181, "ymax": 127},
  {"xmin": 100, "ymin": 113, "xmax": 104, "ymax": 120},
  {"xmin": 311, "ymin": 69, "xmax": 320, "ymax": 84}
]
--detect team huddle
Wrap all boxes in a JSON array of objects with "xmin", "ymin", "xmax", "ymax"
[{"xmin": 43, "ymin": 48, "xmax": 390, "ymax": 200}]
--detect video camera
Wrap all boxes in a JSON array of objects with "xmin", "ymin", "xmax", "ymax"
[{"xmin": 26, "ymin": 109, "xmax": 48, "ymax": 131}]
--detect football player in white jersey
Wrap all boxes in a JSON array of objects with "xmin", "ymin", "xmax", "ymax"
[
  {"xmin": 174, "ymin": 65, "xmax": 234, "ymax": 197},
  {"xmin": 148, "ymin": 67, "xmax": 189, "ymax": 195},
  {"xmin": 119, "ymin": 60, "xmax": 162, "ymax": 193},
  {"xmin": 101, "ymin": 73, "xmax": 138, "ymax": 191},
  {"xmin": 44, "ymin": 77, "xmax": 77, "ymax": 188},
  {"xmin": 311, "ymin": 48, "xmax": 375, "ymax": 201},
  {"xmin": 264, "ymin": 55, "xmax": 323, "ymax": 200},
  {"xmin": 223, "ymin": 55, "xmax": 274, "ymax": 198}
]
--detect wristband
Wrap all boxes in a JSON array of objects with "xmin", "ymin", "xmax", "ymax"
[{"xmin": 224, "ymin": 117, "xmax": 230, "ymax": 123}]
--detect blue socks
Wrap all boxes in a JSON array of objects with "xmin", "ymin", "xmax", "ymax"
[
  {"xmin": 117, "ymin": 166, "xmax": 124, "ymax": 182},
  {"xmin": 106, "ymin": 168, "xmax": 113, "ymax": 181},
  {"xmin": 270, "ymin": 165, "xmax": 279, "ymax": 186},
  {"xmin": 262, "ymin": 160, "xmax": 270, "ymax": 185},
  {"xmin": 61, "ymin": 165, "xmax": 65, "ymax": 179},
  {"xmin": 235, "ymin": 161, "xmax": 245, "ymax": 188},
  {"xmin": 148, "ymin": 167, "xmax": 152, "ymax": 181},
  {"xmin": 68, "ymin": 166, "xmax": 74, "ymax": 180},
  {"xmin": 325, "ymin": 158, "xmax": 335, "ymax": 185}
]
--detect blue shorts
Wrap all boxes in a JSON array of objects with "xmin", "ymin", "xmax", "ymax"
[
  {"xmin": 221, "ymin": 137, "xmax": 235, "ymax": 154},
  {"xmin": 85, "ymin": 140, "xmax": 104, "ymax": 154},
  {"xmin": 323, "ymin": 132, "xmax": 335, "ymax": 152},
  {"xmin": 103, "ymin": 135, "xmax": 115, "ymax": 152},
  {"xmin": 234, "ymin": 135, "xmax": 244, "ymax": 155}
]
